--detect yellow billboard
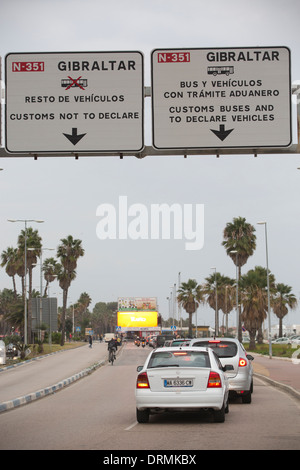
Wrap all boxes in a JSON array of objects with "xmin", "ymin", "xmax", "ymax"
[{"xmin": 118, "ymin": 311, "xmax": 158, "ymax": 328}]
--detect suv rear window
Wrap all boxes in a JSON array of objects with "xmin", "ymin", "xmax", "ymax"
[
  {"xmin": 148, "ymin": 350, "xmax": 210, "ymax": 368},
  {"xmin": 171, "ymin": 340, "xmax": 190, "ymax": 347},
  {"xmin": 193, "ymin": 340, "xmax": 238, "ymax": 358}
]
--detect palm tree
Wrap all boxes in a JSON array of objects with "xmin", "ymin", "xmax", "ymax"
[
  {"xmin": 57, "ymin": 236, "xmax": 84, "ymax": 345},
  {"xmin": 73, "ymin": 292, "xmax": 92, "ymax": 330},
  {"xmin": 17, "ymin": 227, "xmax": 42, "ymax": 341},
  {"xmin": 203, "ymin": 273, "xmax": 235, "ymax": 336},
  {"xmin": 0, "ymin": 288, "xmax": 23, "ymax": 336},
  {"xmin": 43, "ymin": 257, "xmax": 60, "ymax": 297},
  {"xmin": 15, "ymin": 251, "xmax": 26, "ymax": 299},
  {"xmin": 78, "ymin": 292, "xmax": 92, "ymax": 314},
  {"xmin": 17, "ymin": 227, "xmax": 42, "ymax": 298},
  {"xmin": 177, "ymin": 279, "xmax": 204, "ymax": 337},
  {"xmin": 216, "ymin": 277, "xmax": 235, "ymax": 335},
  {"xmin": 239, "ymin": 266, "xmax": 275, "ymax": 349},
  {"xmin": 1, "ymin": 247, "xmax": 19, "ymax": 297},
  {"xmin": 222, "ymin": 217, "xmax": 256, "ymax": 340},
  {"xmin": 273, "ymin": 283, "xmax": 297, "ymax": 338}
]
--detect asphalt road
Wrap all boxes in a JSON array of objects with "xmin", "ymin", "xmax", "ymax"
[{"xmin": 0, "ymin": 342, "xmax": 299, "ymax": 451}]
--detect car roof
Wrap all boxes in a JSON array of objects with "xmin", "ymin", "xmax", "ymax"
[
  {"xmin": 190, "ymin": 337, "xmax": 240, "ymax": 344},
  {"xmin": 153, "ymin": 346, "xmax": 208, "ymax": 353}
]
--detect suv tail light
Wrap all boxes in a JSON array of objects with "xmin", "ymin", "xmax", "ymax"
[
  {"xmin": 136, "ymin": 372, "xmax": 150, "ymax": 389},
  {"xmin": 207, "ymin": 371, "xmax": 222, "ymax": 388},
  {"xmin": 239, "ymin": 358, "xmax": 247, "ymax": 367}
]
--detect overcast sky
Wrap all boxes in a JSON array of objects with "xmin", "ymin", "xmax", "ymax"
[{"xmin": 0, "ymin": 0, "xmax": 300, "ymax": 330}]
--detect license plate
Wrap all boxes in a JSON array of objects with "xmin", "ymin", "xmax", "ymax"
[{"xmin": 164, "ymin": 379, "xmax": 193, "ymax": 388}]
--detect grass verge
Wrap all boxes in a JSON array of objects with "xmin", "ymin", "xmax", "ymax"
[{"xmin": 244, "ymin": 342, "xmax": 300, "ymax": 358}]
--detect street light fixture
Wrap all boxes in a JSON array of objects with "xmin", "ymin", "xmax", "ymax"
[
  {"xmin": 257, "ymin": 221, "xmax": 272, "ymax": 359},
  {"xmin": 8, "ymin": 219, "xmax": 44, "ymax": 344}
]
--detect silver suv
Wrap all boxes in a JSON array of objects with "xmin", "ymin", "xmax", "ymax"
[{"xmin": 189, "ymin": 338, "xmax": 254, "ymax": 403}]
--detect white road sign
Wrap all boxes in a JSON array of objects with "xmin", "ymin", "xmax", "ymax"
[
  {"xmin": 151, "ymin": 47, "xmax": 292, "ymax": 149},
  {"xmin": 5, "ymin": 51, "xmax": 144, "ymax": 153}
]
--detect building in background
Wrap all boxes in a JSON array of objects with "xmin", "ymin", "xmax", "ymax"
[{"xmin": 117, "ymin": 297, "xmax": 161, "ymax": 337}]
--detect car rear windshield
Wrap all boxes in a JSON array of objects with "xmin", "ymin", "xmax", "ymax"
[
  {"xmin": 148, "ymin": 350, "xmax": 210, "ymax": 368},
  {"xmin": 171, "ymin": 340, "xmax": 190, "ymax": 347},
  {"xmin": 193, "ymin": 341, "xmax": 238, "ymax": 358}
]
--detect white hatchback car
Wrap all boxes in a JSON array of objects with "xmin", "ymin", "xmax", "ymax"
[
  {"xmin": 135, "ymin": 347, "xmax": 232, "ymax": 423},
  {"xmin": 189, "ymin": 338, "xmax": 254, "ymax": 403}
]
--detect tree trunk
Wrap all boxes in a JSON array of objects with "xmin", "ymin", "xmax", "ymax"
[
  {"xmin": 257, "ymin": 325, "xmax": 264, "ymax": 344},
  {"xmin": 60, "ymin": 288, "xmax": 68, "ymax": 346},
  {"xmin": 12, "ymin": 276, "xmax": 17, "ymax": 298},
  {"xmin": 238, "ymin": 266, "xmax": 242, "ymax": 342},
  {"xmin": 249, "ymin": 328, "xmax": 256, "ymax": 350},
  {"xmin": 279, "ymin": 317, "xmax": 283, "ymax": 338},
  {"xmin": 188, "ymin": 313, "xmax": 193, "ymax": 338}
]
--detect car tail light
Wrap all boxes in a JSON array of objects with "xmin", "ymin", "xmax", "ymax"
[
  {"xmin": 207, "ymin": 371, "xmax": 222, "ymax": 388},
  {"xmin": 239, "ymin": 358, "xmax": 247, "ymax": 367},
  {"xmin": 136, "ymin": 372, "xmax": 150, "ymax": 389}
]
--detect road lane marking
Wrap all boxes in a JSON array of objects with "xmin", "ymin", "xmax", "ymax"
[{"xmin": 125, "ymin": 421, "xmax": 138, "ymax": 431}]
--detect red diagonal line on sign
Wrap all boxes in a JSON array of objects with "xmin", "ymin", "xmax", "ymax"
[{"xmin": 65, "ymin": 76, "xmax": 85, "ymax": 90}]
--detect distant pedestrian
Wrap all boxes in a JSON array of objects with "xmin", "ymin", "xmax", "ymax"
[{"xmin": 89, "ymin": 335, "xmax": 92, "ymax": 348}]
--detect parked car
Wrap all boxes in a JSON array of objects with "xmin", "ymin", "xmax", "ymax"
[
  {"xmin": 242, "ymin": 336, "xmax": 250, "ymax": 343},
  {"xmin": 189, "ymin": 338, "xmax": 254, "ymax": 403},
  {"xmin": 135, "ymin": 346, "xmax": 232, "ymax": 423},
  {"xmin": 6, "ymin": 343, "xmax": 18, "ymax": 357},
  {"xmin": 271, "ymin": 337, "xmax": 291, "ymax": 344},
  {"xmin": 289, "ymin": 335, "xmax": 300, "ymax": 342}
]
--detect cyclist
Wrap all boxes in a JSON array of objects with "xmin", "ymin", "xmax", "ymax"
[{"xmin": 107, "ymin": 337, "xmax": 117, "ymax": 362}]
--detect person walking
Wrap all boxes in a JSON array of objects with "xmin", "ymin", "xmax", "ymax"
[{"xmin": 89, "ymin": 335, "xmax": 93, "ymax": 348}]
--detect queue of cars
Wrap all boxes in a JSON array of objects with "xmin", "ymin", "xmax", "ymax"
[{"xmin": 135, "ymin": 336, "xmax": 254, "ymax": 423}]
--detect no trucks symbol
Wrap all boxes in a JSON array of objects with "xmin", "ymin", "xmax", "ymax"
[{"xmin": 61, "ymin": 76, "xmax": 87, "ymax": 90}]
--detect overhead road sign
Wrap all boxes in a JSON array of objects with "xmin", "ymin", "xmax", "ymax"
[
  {"xmin": 5, "ymin": 51, "xmax": 144, "ymax": 153},
  {"xmin": 151, "ymin": 47, "xmax": 292, "ymax": 150}
]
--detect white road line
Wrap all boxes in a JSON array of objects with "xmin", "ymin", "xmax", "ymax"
[{"xmin": 125, "ymin": 421, "xmax": 138, "ymax": 431}]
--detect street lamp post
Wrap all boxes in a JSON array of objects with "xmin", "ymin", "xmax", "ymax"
[
  {"xmin": 178, "ymin": 272, "xmax": 182, "ymax": 329},
  {"xmin": 230, "ymin": 250, "xmax": 239, "ymax": 339},
  {"xmin": 38, "ymin": 248, "xmax": 55, "ymax": 340},
  {"xmin": 257, "ymin": 221, "xmax": 272, "ymax": 359},
  {"xmin": 211, "ymin": 267, "xmax": 218, "ymax": 336},
  {"xmin": 7, "ymin": 219, "xmax": 44, "ymax": 344},
  {"xmin": 169, "ymin": 287, "xmax": 174, "ymax": 329}
]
